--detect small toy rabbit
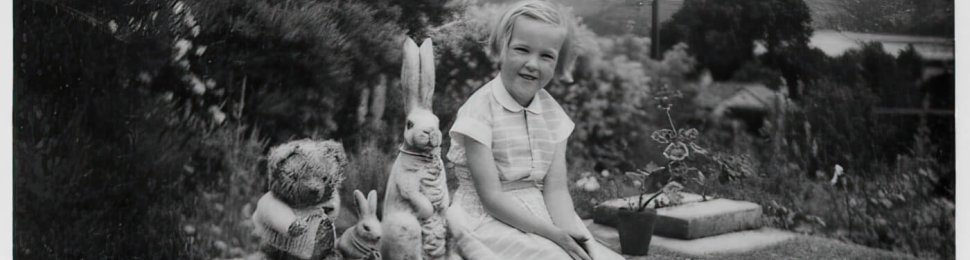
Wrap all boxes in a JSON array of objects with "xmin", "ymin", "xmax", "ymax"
[{"xmin": 338, "ymin": 190, "xmax": 383, "ymax": 260}]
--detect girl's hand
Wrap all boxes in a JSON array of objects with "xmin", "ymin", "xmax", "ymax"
[{"xmin": 550, "ymin": 229, "xmax": 592, "ymax": 260}]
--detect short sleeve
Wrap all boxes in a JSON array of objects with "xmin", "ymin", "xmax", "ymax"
[
  {"xmin": 544, "ymin": 96, "xmax": 574, "ymax": 143},
  {"xmin": 551, "ymin": 113, "xmax": 574, "ymax": 143},
  {"xmin": 449, "ymin": 103, "xmax": 493, "ymax": 148}
]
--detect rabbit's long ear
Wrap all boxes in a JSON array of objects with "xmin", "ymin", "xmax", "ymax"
[
  {"xmin": 401, "ymin": 37, "xmax": 421, "ymax": 114},
  {"xmin": 367, "ymin": 190, "xmax": 378, "ymax": 214},
  {"xmin": 418, "ymin": 38, "xmax": 436, "ymax": 109},
  {"xmin": 354, "ymin": 189, "xmax": 368, "ymax": 216}
]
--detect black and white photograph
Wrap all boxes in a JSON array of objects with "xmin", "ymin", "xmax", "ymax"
[{"xmin": 6, "ymin": 0, "xmax": 962, "ymax": 259}]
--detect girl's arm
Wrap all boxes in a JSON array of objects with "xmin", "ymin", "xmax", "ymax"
[
  {"xmin": 462, "ymin": 135, "xmax": 590, "ymax": 260},
  {"xmin": 543, "ymin": 140, "xmax": 593, "ymax": 240}
]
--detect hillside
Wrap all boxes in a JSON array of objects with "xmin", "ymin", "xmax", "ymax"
[{"xmin": 476, "ymin": 0, "xmax": 945, "ymax": 37}]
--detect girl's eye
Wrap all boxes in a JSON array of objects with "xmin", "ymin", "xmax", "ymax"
[
  {"xmin": 406, "ymin": 121, "xmax": 414, "ymax": 129},
  {"xmin": 514, "ymin": 47, "xmax": 528, "ymax": 53},
  {"xmin": 542, "ymin": 54, "xmax": 556, "ymax": 61}
]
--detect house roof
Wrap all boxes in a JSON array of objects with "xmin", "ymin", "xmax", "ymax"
[
  {"xmin": 693, "ymin": 82, "xmax": 796, "ymax": 117},
  {"xmin": 692, "ymin": 82, "xmax": 755, "ymax": 109}
]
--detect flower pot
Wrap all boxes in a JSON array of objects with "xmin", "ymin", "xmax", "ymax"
[{"xmin": 616, "ymin": 208, "xmax": 657, "ymax": 256}]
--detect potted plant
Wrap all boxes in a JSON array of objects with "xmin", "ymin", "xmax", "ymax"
[{"xmin": 608, "ymin": 81, "xmax": 753, "ymax": 255}]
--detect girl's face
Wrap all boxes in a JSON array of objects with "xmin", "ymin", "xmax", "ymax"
[{"xmin": 499, "ymin": 17, "xmax": 566, "ymax": 106}]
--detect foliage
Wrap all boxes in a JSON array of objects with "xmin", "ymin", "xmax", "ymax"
[
  {"xmin": 14, "ymin": 0, "xmax": 460, "ymax": 257},
  {"xmin": 660, "ymin": 0, "xmax": 813, "ymax": 80},
  {"xmin": 15, "ymin": 1, "xmax": 198, "ymax": 257},
  {"xmin": 178, "ymin": 124, "xmax": 268, "ymax": 258},
  {"xmin": 187, "ymin": 0, "xmax": 407, "ymax": 142},
  {"xmin": 825, "ymin": 43, "xmax": 924, "ymax": 108},
  {"xmin": 625, "ymin": 88, "xmax": 754, "ymax": 210},
  {"xmin": 731, "ymin": 62, "xmax": 785, "ymax": 90},
  {"xmin": 696, "ymin": 71, "xmax": 954, "ymax": 258},
  {"xmin": 757, "ymin": 45, "xmax": 832, "ymax": 100}
]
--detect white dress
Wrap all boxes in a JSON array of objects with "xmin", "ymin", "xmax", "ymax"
[{"xmin": 447, "ymin": 77, "xmax": 624, "ymax": 260}]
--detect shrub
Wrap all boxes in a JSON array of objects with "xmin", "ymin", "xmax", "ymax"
[
  {"xmin": 731, "ymin": 62, "xmax": 784, "ymax": 90},
  {"xmin": 660, "ymin": 0, "xmax": 813, "ymax": 80}
]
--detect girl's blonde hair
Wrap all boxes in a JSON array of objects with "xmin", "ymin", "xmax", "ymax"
[{"xmin": 487, "ymin": 0, "xmax": 577, "ymax": 80}]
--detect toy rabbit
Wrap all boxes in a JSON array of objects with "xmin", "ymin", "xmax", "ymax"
[
  {"xmin": 338, "ymin": 190, "xmax": 383, "ymax": 260},
  {"xmin": 381, "ymin": 37, "xmax": 449, "ymax": 260},
  {"xmin": 380, "ymin": 37, "xmax": 497, "ymax": 260}
]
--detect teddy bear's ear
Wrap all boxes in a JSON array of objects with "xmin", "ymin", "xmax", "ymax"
[{"xmin": 267, "ymin": 142, "xmax": 301, "ymax": 179}]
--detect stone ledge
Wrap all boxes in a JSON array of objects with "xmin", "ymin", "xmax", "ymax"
[
  {"xmin": 585, "ymin": 219, "xmax": 797, "ymax": 257},
  {"xmin": 593, "ymin": 193, "xmax": 763, "ymax": 239}
]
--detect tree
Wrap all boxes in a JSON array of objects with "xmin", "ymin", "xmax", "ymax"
[
  {"xmin": 659, "ymin": 0, "xmax": 813, "ymax": 80},
  {"xmin": 14, "ymin": 0, "xmax": 465, "ymax": 257}
]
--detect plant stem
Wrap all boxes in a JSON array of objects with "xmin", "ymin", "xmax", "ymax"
[
  {"xmin": 665, "ymin": 107, "xmax": 677, "ymax": 133},
  {"xmin": 639, "ymin": 191, "xmax": 665, "ymax": 211},
  {"xmin": 637, "ymin": 192, "xmax": 644, "ymax": 211}
]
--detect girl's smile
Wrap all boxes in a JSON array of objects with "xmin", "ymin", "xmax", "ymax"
[{"xmin": 499, "ymin": 17, "xmax": 566, "ymax": 107}]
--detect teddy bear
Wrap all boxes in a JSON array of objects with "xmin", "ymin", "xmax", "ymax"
[{"xmin": 252, "ymin": 139, "xmax": 347, "ymax": 260}]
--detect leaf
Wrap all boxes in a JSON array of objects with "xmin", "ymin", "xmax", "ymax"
[
  {"xmin": 695, "ymin": 170, "xmax": 706, "ymax": 183},
  {"xmin": 625, "ymin": 171, "xmax": 646, "ymax": 178},
  {"xmin": 689, "ymin": 142, "xmax": 709, "ymax": 155},
  {"xmin": 680, "ymin": 128, "xmax": 699, "ymax": 141},
  {"xmin": 651, "ymin": 129, "xmax": 676, "ymax": 144},
  {"xmin": 643, "ymin": 161, "xmax": 666, "ymax": 174},
  {"xmin": 663, "ymin": 142, "xmax": 689, "ymax": 161}
]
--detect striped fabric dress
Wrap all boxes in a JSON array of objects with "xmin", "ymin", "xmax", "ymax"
[{"xmin": 446, "ymin": 76, "xmax": 624, "ymax": 260}]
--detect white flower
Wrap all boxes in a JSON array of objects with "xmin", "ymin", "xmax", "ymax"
[
  {"xmin": 600, "ymin": 170, "xmax": 611, "ymax": 178},
  {"xmin": 187, "ymin": 75, "xmax": 206, "ymax": 95},
  {"xmin": 183, "ymin": 13, "xmax": 197, "ymax": 27},
  {"xmin": 173, "ymin": 1, "xmax": 186, "ymax": 15},
  {"xmin": 173, "ymin": 39, "xmax": 192, "ymax": 61},
  {"xmin": 208, "ymin": 106, "xmax": 226, "ymax": 124},
  {"xmin": 195, "ymin": 45, "xmax": 207, "ymax": 56},
  {"xmin": 205, "ymin": 78, "xmax": 217, "ymax": 89},
  {"xmin": 576, "ymin": 176, "xmax": 600, "ymax": 192},
  {"xmin": 108, "ymin": 20, "xmax": 118, "ymax": 33},
  {"xmin": 161, "ymin": 91, "xmax": 174, "ymax": 102},
  {"xmin": 830, "ymin": 164, "xmax": 844, "ymax": 186},
  {"xmin": 137, "ymin": 72, "xmax": 152, "ymax": 83},
  {"xmin": 632, "ymin": 180, "xmax": 642, "ymax": 187}
]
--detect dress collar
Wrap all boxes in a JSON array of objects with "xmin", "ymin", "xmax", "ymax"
[{"xmin": 490, "ymin": 76, "xmax": 544, "ymax": 114}]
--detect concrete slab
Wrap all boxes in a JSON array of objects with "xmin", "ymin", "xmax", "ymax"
[
  {"xmin": 585, "ymin": 220, "xmax": 797, "ymax": 257},
  {"xmin": 593, "ymin": 193, "xmax": 763, "ymax": 239}
]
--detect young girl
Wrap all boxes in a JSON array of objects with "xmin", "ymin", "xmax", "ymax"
[{"xmin": 446, "ymin": 1, "xmax": 624, "ymax": 259}]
